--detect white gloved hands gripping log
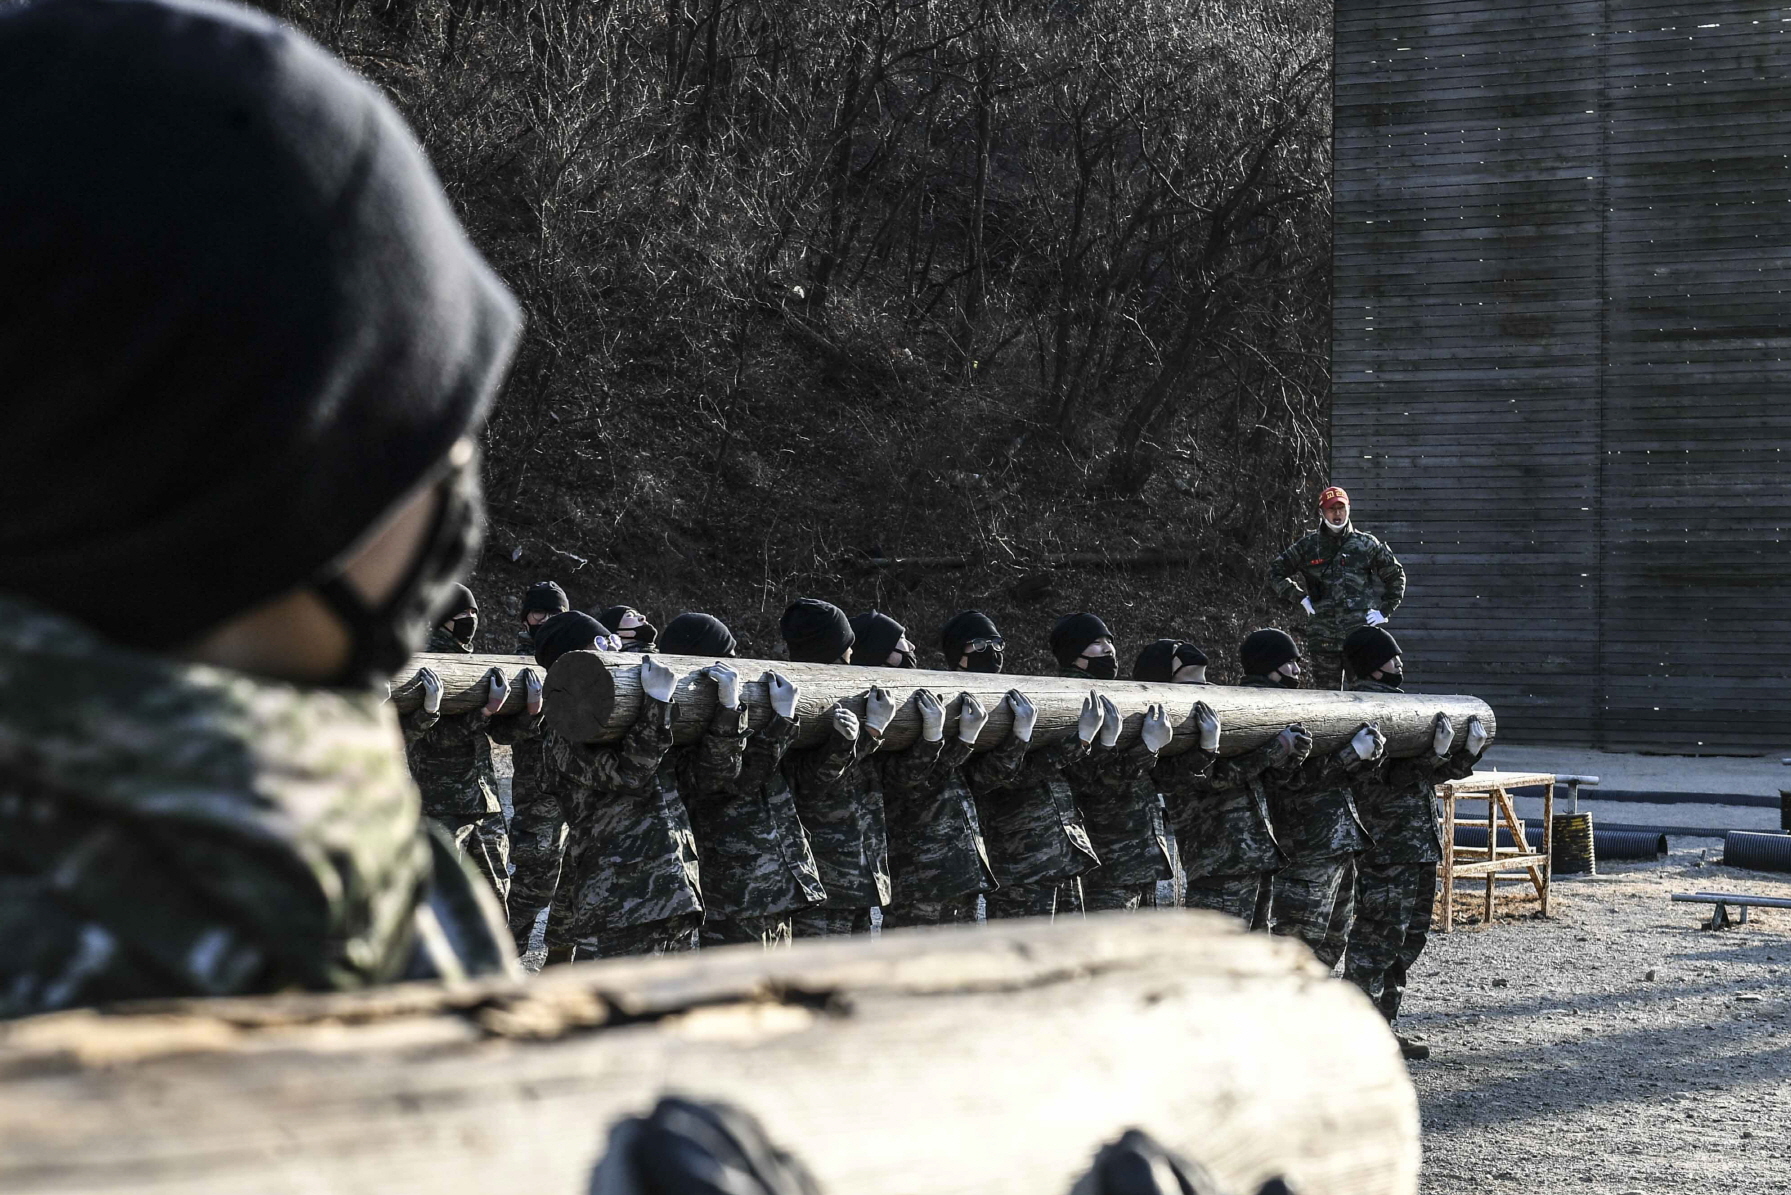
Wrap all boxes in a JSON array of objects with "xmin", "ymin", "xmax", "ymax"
[
  {"xmin": 916, "ymin": 690, "xmax": 945, "ymax": 742},
  {"xmin": 864, "ymin": 685, "xmax": 896, "ymax": 737},
  {"xmin": 1006, "ymin": 690, "xmax": 1038, "ymax": 743},
  {"xmin": 639, "ymin": 655, "xmax": 678, "ymax": 704},
  {"xmin": 763, "ymin": 670, "xmax": 797, "ymax": 719},
  {"xmin": 1098, "ymin": 695, "xmax": 1122, "ymax": 749},
  {"xmin": 1431, "ymin": 712, "xmax": 1455, "ymax": 757},
  {"xmin": 1140, "ymin": 704, "xmax": 1173, "ymax": 754},
  {"xmin": 1194, "ymin": 701, "xmax": 1221, "ymax": 752}
]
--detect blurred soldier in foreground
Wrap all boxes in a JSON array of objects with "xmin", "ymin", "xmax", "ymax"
[
  {"xmin": 0, "ymin": 0, "xmax": 521, "ymax": 1014},
  {"xmin": 1270, "ymin": 486, "xmax": 1406, "ymax": 690}
]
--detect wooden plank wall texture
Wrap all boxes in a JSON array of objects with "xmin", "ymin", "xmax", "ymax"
[{"xmin": 1332, "ymin": 0, "xmax": 1791, "ymax": 751}]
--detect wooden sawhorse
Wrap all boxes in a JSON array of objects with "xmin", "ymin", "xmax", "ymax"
[{"xmin": 1436, "ymin": 770, "xmax": 1554, "ymax": 932}]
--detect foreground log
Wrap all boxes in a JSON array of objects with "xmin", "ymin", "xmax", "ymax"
[
  {"xmin": 542, "ymin": 648, "xmax": 1497, "ymax": 757},
  {"xmin": 0, "ymin": 914, "xmax": 1418, "ymax": 1195}
]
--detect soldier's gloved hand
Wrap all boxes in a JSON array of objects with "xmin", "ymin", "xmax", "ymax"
[
  {"xmin": 1140, "ymin": 704, "xmax": 1173, "ymax": 754},
  {"xmin": 1431, "ymin": 711, "xmax": 1456, "ymax": 757},
  {"xmin": 640, "ymin": 655, "xmax": 678, "ymax": 703},
  {"xmin": 764, "ymin": 669, "xmax": 798, "ymax": 718},
  {"xmin": 521, "ymin": 667, "xmax": 543, "ymax": 716},
  {"xmin": 1194, "ymin": 701, "xmax": 1221, "ymax": 752},
  {"xmin": 864, "ymin": 685, "xmax": 896, "ymax": 737},
  {"xmin": 1365, "ymin": 609, "xmax": 1388, "ymax": 627},
  {"xmin": 1076, "ymin": 691, "xmax": 1104, "ymax": 744},
  {"xmin": 481, "ymin": 667, "xmax": 508, "ymax": 717},
  {"xmin": 705, "ymin": 663, "xmax": 743, "ymax": 710},
  {"xmin": 418, "ymin": 667, "xmax": 443, "ymax": 715},
  {"xmin": 1289, "ymin": 725, "xmax": 1314, "ymax": 763},
  {"xmin": 1349, "ymin": 723, "xmax": 1383, "ymax": 764},
  {"xmin": 1300, "ymin": 595, "xmax": 1315, "ymax": 617},
  {"xmin": 957, "ymin": 692, "xmax": 990, "ymax": 745},
  {"xmin": 830, "ymin": 705, "xmax": 860, "ymax": 743},
  {"xmin": 1098, "ymin": 695, "xmax": 1123, "ymax": 749},
  {"xmin": 1465, "ymin": 715, "xmax": 1490, "ymax": 757},
  {"xmin": 916, "ymin": 690, "xmax": 945, "ymax": 742},
  {"xmin": 597, "ymin": 632, "xmax": 624, "ymax": 652},
  {"xmin": 1005, "ymin": 689, "xmax": 1038, "ymax": 743}
]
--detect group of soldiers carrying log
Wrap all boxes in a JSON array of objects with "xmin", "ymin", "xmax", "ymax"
[{"xmin": 402, "ymin": 485, "xmax": 1487, "ymax": 1058}]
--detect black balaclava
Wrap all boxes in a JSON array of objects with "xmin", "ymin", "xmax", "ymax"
[
  {"xmin": 849, "ymin": 611, "xmax": 911, "ymax": 668},
  {"xmin": 940, "ymin": 610, "xmax": 1004, "ymax": 674},
  {"xmin": 438, "ymin": 582, "xmax": 478, "ymax": 649},
  {"xmin": 0, "ymin": 0, "xmax": 520, "ymax": 663},
  {"xmin": 600, "ymin": 605, "xmax": 658, "ymax": 650},
  {"xmin": 1240, "ymin": 628, "xmax": 1301, "ymax": 688},
  {"xmin": 1134, "ymin": 639, "xmax": 1208, "ymax": 684},
  {"xmin": 532, "ymin": 611, "xmax": 606, "ymax": 671},
  {"xmin": 659, "ymin": 613, "xmax": 737, "ymax": 658},
  {"xmin": 779, "ymin": 598, "xmax": 854, "ymax": 664},
  {"xmin": 1051, "ymin": 611, "xmax": 1117, "ymax": 679},
  {"xmin": 523, "ymin": 582, "xmax": 570, "ymax": 620},
  {"xmin": 1343, "ymin": 624, "xmax": 1403, "ymax": 687}
]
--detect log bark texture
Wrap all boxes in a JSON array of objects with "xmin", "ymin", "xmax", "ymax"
[
  {"xmin": 541, "ymin": 649, "xmax": 1497, "ymax": 757},
  {"xmin": 0, "ymin": 914, "xmax": 1419, "ymax": 1195},
  {"xmin": 388, "ymin": 651, "xmax": 539, "ymax": 716}
]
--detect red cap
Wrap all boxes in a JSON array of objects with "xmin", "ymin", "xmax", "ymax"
[{"xmin": 1318, "ymin": 485, "xmax": 1349, "ymax": 510}]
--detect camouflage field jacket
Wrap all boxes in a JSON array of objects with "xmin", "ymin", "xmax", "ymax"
[
  {"xmin": 1270, "ymin": 525, "xmax": 1406, "ymax": 650},
  {"xmin": 785, "ymin": 721, "xmax": 893, "ymax": 909},
  {"xmin": 1347, "ymin": 679, "xmax": 1484, "ymax": 864}
]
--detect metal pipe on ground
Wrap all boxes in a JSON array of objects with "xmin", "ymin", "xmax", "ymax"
[{"xmin": 1723, "ymin": 831, "xmax": 1791, "ymax": 874}]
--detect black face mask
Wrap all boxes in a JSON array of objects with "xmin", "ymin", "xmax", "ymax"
[
  {"xmin": 1375, "ymin": 671, "xmax": 1403, "ymax": 690},
  {"xmin": 449, "ymin": 615, "xmax": 478, "ymax": 646},
  {"xmin": 1083, "ymin": 655, "xmax": 1119, "ymax": 681},
  {"xmin": 626, "ymin": 622, "xmax": 658, "ymax": 648},
  {"xmin": 1277, "ymin": 674, "xmax": 1300, "ymax": 690},
  {"xmin": 892, "ymin": 649, "xmax": 917, "ymax": 669},
  {"xmin": 964, "ymin": 649, "xmax": 1004, "ymax": 674},
  {"xmin": 315, "ymin": 449, "xmax": 483, "ymax": 689}
]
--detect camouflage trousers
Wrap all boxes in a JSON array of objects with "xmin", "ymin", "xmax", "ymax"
[
  {"xmin": 881, "ymin": 896, "xmax": 978, "ymax": 929},
  {"xmin": 1343, "ymin": 861, "xmax": 1436, "ymax": 1022},
  {"xmin": 987, "ymin": 879, "xmax": 1080, "ymax": 921},
  {"xmin": 1270, "ymin": 856, "xmax": 1353, "ymax": 968},
  {"xmin": 1082, "ymin": 878, "xmax": 1160, "ymax": 913},
  {"xmin": 505, "ymin": 786, "xmax": 566, "ymax": 951},
  {"xmin": 431, "ymin": 812, "xmax": 510, "ymax": 917},
  {"xmin": 550, "ymin": 912, "xmax": 702, "ymax": 962},
  {"xmin": 792, "ymin": 907, "xmax": 875, "ymax": 937},
  {"xmin": 1184, "ymin": 873, "xmax": 1274, "ymax": 930},
  {"xmin": 1322, "ymin": 856, "xmax": 1358, "ymax": 970},
  {"xmin": 1305, "ymin": 644, "xmax": 1346, "ymax": 692},
  {"xmin": 701, "ymin": 913, "xmax": 795, "ymax": 950}
]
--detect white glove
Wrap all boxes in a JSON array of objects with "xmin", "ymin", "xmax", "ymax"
[
  {"xmin": 704, "ymin": 663, "xmax": 742, "ymax": 710},
  {"xmin": 418, "ymin": 667, "xmax": 443, "ymax": 715},
  {"xmin": 1075, "ymin": 692, "xmax": 1103, "ymax": 744},
  {"xmin": 1006, "ymin": 690, "xmax": 1038, "ymax": 743},
  {"xmin": 763, "ymin": 670, "xmax": 797, "ymax": 718},
  {"xmin": 916, "ymin": 690, "xmax": 945, "ymax": 742},
  {"xmin": 597, "ymin": 632, "xmax": 624, "ymax": 652},
  {"xmin": 1194, "ymin": 701, "xmax": 1221, "ymax": 752},
  {"xmin": 482, "ymin": 666, "xmax": 509, "ymax": 717},
  {"xmin": 1365, "ymin": 609, "xmax": 1388, "ymax": 627},
  {"xmin": 521, "ymin": 667, "xmax": 543, "ymax": 716},
  {"xmin": 1097, "ymin": 695, "xmax": 1122, "ymax": 749},
  {"xmin": 1465, "ymin": 716, "xmax": 1490, "ymax": 757},
  {"xmin": 831, "ymin": 705, "xmax": 860, "ymax": 742},
  {"xmin": 1140, "ymin": 704, "xmax": 1173, "ymax": 754},
  {"xmin": 1349, "ymin": 724, "xmax": 1384, "ymax": 764},
  {"xmin": 1300, "ymin": 596, "xmax": 1315, "ymax": 616},
  {"xmin": 957, "ymin": 693, "xmax": 990, "ymax": 745},
  {"xmin": 639, "ymin": 655, "xmax": 678, "ymax": 703},
  {"xmin": 1431, "ymin": 712, "xmax": 1455, "ymax": 757},
  {"xmin": 864, "ymin": 685, "xmax": 896, "ymax": 736}
]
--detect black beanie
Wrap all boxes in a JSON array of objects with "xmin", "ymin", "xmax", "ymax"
[
  {"xmin": 780, "ymin": 598, "xmax": 854, "ymax": 664},
  {"xmin": 435, "ymin": 583, "xmax": 477, "ymax": 624},
  {"xmin": 849, "ymin": 611, "xmax": 908, "ymax": 666},
  {"xmin": 0, "ymin": 0, "xmax": 520, "ymax": 651},
  {"xmin": 533, "ymin": 611, "xmax": 606, "ymax": 670},
  {"xmin": 940, "ymin": 610, "xmax": 1001, "ymax": 661},
  {"xmin": 598, "ymin": 605, "xmax": 639, "ymax": 631},
  {"xmin": 1133, "ymin": 639, "xmax": 1208, "ymax": 683},
  {"xmin": 1239, "ymin": 628, "xmax": 1300, "ymax": 676},
  {"xmin": 659, "ymin": 613, "xmax": 737, "ymax": 657},
  {"xmin": 1343, "ymin": 625, "xmax": 1402, "ymax": 677},
  {"xmin": 1050, "ymin": 612, "xmax": 1113, "ymax": 668},
  {"xmin": 522, "ymin": 582, "xmax": 570, "ymax": 617}
]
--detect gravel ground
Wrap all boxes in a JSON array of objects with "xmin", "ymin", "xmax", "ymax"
[{"xmin": 1407, "ymin": 842, "xmax": 1791, "ymax": 1194}]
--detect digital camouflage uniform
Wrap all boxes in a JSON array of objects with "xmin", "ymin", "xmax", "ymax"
[
  {"xmin": 1067, "ymin": 741, "xmax": 1176, "ymax": 912},
  {"xmin": 399, "ymin": 627, "xmax": 515, "ymax": 916},
  {"xmin": 786, "ymin": 718, "xmax": 890, "ymax": 938},
  {"xmin": 685, "ymin": 710, "xmax": 827, "ymax": 949},
  {"xmin": 487, "ymin": 706, "xmax": 560, "ymax": 951},
  {"xmin": 881, "ymin": 734, "xmax": 996, "ymax": 928},
  {"xmin": 545, "ymin": 696, "xmax": 716, "ymax": 959},
  {"xmin": 0, "ymin": 595, "xmax": 516, "ymax": 1018},
  {"xmin": 1270, "ymin": 525, "xmax": 1406, "ymax": 691},
  {"xmin": 1167, "ymin": 726, "xmax": 1280, "ymax": 928},
  {"xmin": 1344, "ymin": 679, "xmax": 1482, "ymax": 1022},
  {"xmin": 975, "ymin": 730, "xmax": 1098, "ymax": 920}
]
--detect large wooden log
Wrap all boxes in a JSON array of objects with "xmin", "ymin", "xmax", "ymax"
[
  {"xmin": 388, "ymin": 651, "xmax": 539, "ymax": 716},
  {"xmin": 0, "ymin": 914, "xmax": 1418, "ymax": 1195},
  {"xmin": 541, "ymin": 648, "xmax": 1497, "ymax": 758}
]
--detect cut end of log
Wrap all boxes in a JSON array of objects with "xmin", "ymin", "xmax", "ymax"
[{"xmin": 544, "ymin": 649, "xmax": 620, "ymax": 744}]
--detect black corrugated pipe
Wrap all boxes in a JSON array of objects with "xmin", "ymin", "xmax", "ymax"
[
  {"xmin": 1723, "ymin": 831, "xmax": 1791, "ymax": 873},
  {"xmin": 1452, "ymin": 822, "xmax": 1665, "ymax": 862}
]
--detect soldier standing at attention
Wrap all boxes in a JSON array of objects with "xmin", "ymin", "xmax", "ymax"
[
  {"xmin": 1341, "ymin": 625, "xmax": 1490, "ymax": 1060},
  {"xmin": 0, "ymin": 0, "xmax": 524, "ymax": 1013},
  {"xmin": 1270, "ymin": 486, "xmax": 1406, "ymax": 690},
  {"xmin": 516, "ymin": 581, "xmax": 570, "ymax": 654}
]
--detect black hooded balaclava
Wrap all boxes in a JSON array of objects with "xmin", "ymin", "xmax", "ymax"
[
  {"xmin": 0, "ymin": 0, "xmax": 521, "ymax": 658},
  {"xmin": 1239, "ymin": 628, "xmax": 1300, "ymax": 682},
  {"xmin": 849, "ymin": 611, "xmax": 911, "ymax": 668},
  {"xmin": 532, "ymin": 611, "xmax": 606, "ymax": 671},
  {"xmin": 599, "ymin": 604, "xmax": 657, "ymax": 649},
  {"xmin": 779, "ymin": 598, "xmax": 854, "ymax": 664},
  {"xmin": 1133, "ymin": 639, "xmax": 1208, "ymax": 684},
  {"xmin": 1343, "ymin": 624, "xmax": 1402, "ymax": 684},
  {"xmin": 522, "ymin": 582, "xmax": 570, "ymax": 619},
  {"xmin": 436, "ymin": 582, "xmax": 478, "ymax": 649},
  {"xmin": 940, "ymin": 610, "xmax": 1003, "ymax": 674},
  {"xmin": 659, "ymin": 613, "xmax": 737, "ymax": 658},
  {"xmin": 1051, "ymin": 612, "xmax": 1116, "ymax": 678}
]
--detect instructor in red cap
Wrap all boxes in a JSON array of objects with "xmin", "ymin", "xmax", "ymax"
[{"xmin": 1269, "ymin": 486, "xmax": 1407, "ymax": 690}]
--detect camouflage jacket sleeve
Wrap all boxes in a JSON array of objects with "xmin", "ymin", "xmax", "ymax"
[
  {"xmin": 1270, "ymin": 532, "xmax": 1314, "ymax": 604},
  {"xmin": 722, "ymin": 712, "xmax": 799, "ymax": 796},
  {"xmin": 1275, "ymin": 744, "xmax": 1362, "ymax": 793},
  {"xmin": 688, "ymin": 702, "xmax": 753, "ymax": 795},
  {"xmin": 967, "ymin": 728, "xmax": 1064, "ymax": 798},
  {"xmin": 880, "ymin": 734, "xmax": 948, "ymax": 799},
  {"xmin": 1153, "ymin": 746, "xmax": 1217, "ymax": 795},
  {"xmin": 1370, "ymin": 537, "xmax": 1407, "ymax": 614},
  {"xmin": 1207, "ymin": 737, "xmax": 1287, "ymax": 791},
  {"xmin": 791, "ymin": 721, "xmax": 876, "ymax": 793},
  {"xmin": 484, "ymin": 708, "xmax": 544, "ymax": 746},
  {"xmin": 557, "ymin": 699, "xmax": 675, "ymax": 793},
  {"xmin": 399, "ymin": 705, "xmax": 441, "ymax": 743},
  {"xmin": 1066, "ymin": 740, "xmax": 1157, "ymax": 796}
]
